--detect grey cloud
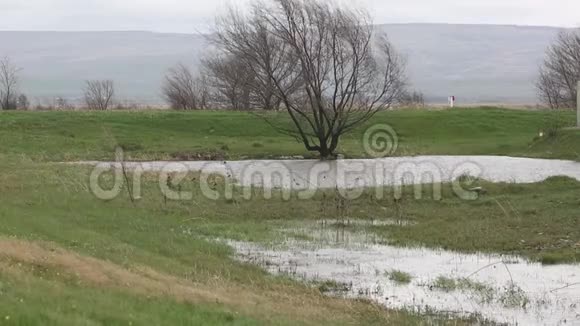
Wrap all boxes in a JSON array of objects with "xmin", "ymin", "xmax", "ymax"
[{"xmin": 0, "ymin": 0, "xmax": 578, "ymax": 32}]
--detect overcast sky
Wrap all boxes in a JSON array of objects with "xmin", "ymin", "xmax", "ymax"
[{"xmin": 0, "ymin": 0, "xmax": 579, "ymax": 33}]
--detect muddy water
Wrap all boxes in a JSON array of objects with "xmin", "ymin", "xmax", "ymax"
[
  {"xmin": 228, "ymin": 223, "xmax": 580, "ymax": 325},
  {"xmin": 83, "ymin": 156, "xmax": 580, "ymax": 189}
]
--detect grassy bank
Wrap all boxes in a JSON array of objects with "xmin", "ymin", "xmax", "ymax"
[
  {"xmin": 378, "ymin": 176, "xmax": 580, "ymax": 264},
  {"xmin": 0, "ymin": 108, "xmax": 578, "ymax": 161}
]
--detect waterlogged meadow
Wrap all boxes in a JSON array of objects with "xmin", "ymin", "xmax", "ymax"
[
  {"xmin": 228, "ymin": 221, "xmax": 580, "ymax": 325},
  {"xmin": 1, "ymin": 109, "xmax": 580, "ymax": 325},
  {"xmin": 82, "ymin": 155, "xmax": 580, "ymax": 324}
]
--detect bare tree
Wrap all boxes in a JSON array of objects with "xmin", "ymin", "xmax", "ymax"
[
  {"xmin": 202, "ymin": 55, "xmax": 255, "ymax": 110},
  {"xmin": 211, "ymin": 8, "xmax": 297, "ymax": 111},
  {"xmin": 162, "ymin": 63, "xmax": 209, "ymax": 110},
  {"xmin": 0, "ymin": 57, "xmax": 21, "ymax": 110},
  {"xmin": 212, "ymin": 0, "xmax": 406, "ymax": 158},
  {"xmin": 84, "ymin": 80, "xmax": 115, "ymax": 110},
  {"xmin": 536, "ymin": 30, "xmax": 580, "ymax": 109}
]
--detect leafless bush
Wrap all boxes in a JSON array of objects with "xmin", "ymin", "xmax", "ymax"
[
  {"xmin": 84, "ymin": 80, "xmax": 115, "ymax": 110},
  {"xmin": 398, "ymin": 90, "xmax": 425, "ymax": 107},
  {"xmin": 212, "ymin": 0, "xmax": 406, "ymax": 158},
  {"xmin": 32, "ymin": 97, "xmax": 76, "ymax": 111},
  {"xmin": 113, "ymin": 103, "xmax": 138, "ymax": 111},
  {"xmin": 162, "ymin": 63, "xmax": 209, "ymax": 110},
  {"xmin": 0, "ymin": 57, "xmax": 21, "ymax": 110},
  {"xmin": 55, "ymin": 97, "xmax": 75, "ymax": 110},
  {"xmin": 202, "ymin": 55, "xmax": 256, "ymax": 111},
  {"xmin": 536, "ymin": 30, "xmax": 580, "ymax": 109},
  {"xmin": 17, "ymin": 94, "xmax": 29, "ymax": 110}
]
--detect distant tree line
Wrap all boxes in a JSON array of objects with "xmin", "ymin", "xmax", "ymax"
[
  {"xmin": 162, "ymin": 59, "xmax": 427, "ymax": 112},
  {"xmin": 0, "ymin": 56, "xmax": 119, "ymax": 111}
]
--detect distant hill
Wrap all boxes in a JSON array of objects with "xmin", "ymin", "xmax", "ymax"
[
  {"xmin": 0, "ymin": 31, "xmax": 206, "ymax": 105},
  {"xmin": 0, "ymin": 24, "xmax": 567, "ymax": 105},
  {"xmin": 381, "ymin": 24, "xmax": 564, "ymax": 105}
]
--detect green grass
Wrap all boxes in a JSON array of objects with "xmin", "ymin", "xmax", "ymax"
[
  {"xmin": 376, "ymin": 176, "xmax": 580, "ymax": 264},
  {"xmin": 429, "ymin": 276, "xmax": 528, "ymax": 308},
  {"xmin": 0, "ymin": 108, "xmax": 578, "ymax": 161},
  {"xmin": 431, "ymin": 276, "xmax": 492, "ymax": 294},
  {"xmin": 0, "ymin": 272, "xmax": 263, "ymax": 326},
  {"xmin": 316, "ymin": 280, "xmax": 352, "ymax": 294},
  {"xmin": 386, "ymin": 270, "xmax": 413, "ymax": 285},
  {"xmin": 429, "ymin": 276, "xmax": 496, "ymax": 304}
]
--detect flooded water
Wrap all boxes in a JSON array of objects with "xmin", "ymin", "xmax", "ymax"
[
  {"xmin": 81, "ymin": 156, "xmax": 580, "ymax": 323},
  {"xmin": 82, "ymin": 156, "xmax": 580, "ymax": 189},
  {"xmin": 227, "ymin": 222, "xmax": 580, "ymax": 325}
]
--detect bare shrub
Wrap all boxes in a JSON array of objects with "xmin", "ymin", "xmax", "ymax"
[
  {"xmin": 55, "ymin": 97, "xmax": 75, "ymax": 110},
  {"xmin": 162, "ymin": 63, "xmax": 209, "ymax": 110},
  {"xmin": 398, "ymin": 90, "xmax": 425, "ymax": 107},
  {"xmin": 17, "ymin": 94, "xmax": 29, "ymax": 110},
  {"xmin": 84, "ymin": 80, "xmax": 115, "ymax": 110}
]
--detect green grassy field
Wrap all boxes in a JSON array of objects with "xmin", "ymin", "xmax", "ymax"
[
  {"xmin": 0, "ymin": 107, "xmax": 579, "ymax": 325},
  {"xmin": 0, "ymin": 108, "xmax": 578, "ymax": 161}
]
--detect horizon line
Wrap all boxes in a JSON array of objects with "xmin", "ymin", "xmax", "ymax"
[{"xmin": 0, "ymin": 22, "xmax": 575, "ymax": 35}]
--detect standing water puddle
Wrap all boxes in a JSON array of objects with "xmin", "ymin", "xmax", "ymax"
[
  {"xmin": 228, "ymin": 222, "xmax": 580, "ymax": 325},
  {"xmin": 79, "ymin": 156, "xmax": 580, "ymax": 189}
]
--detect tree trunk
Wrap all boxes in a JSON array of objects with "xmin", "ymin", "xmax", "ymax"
[
  {"xmin": 318, "ymin": 148, "xmax": 333, "ymax": 160},
  {"xmin": 318, "ymin": 139, "xmax": 337, "ymax": 160}
]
